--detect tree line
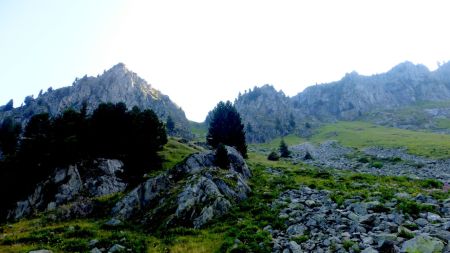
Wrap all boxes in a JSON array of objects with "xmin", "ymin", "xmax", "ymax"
[
  {"xmin": 0, "ymin": 102, "xmax": 167, "ymax": 219},
  {"xmin": 0, "ymin": 99, "xmax": 250, "ymax": 220}
]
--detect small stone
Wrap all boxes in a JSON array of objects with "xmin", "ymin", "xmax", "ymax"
[
  {"xmin": 263, "ymin": 225, "xmax": 272, "ymax": 232},
  {"xmin": 306, "ymin": 217, "xmax": 317, "ymax": 227},
  {"xmin": 288, "ymin": 240, "xmax": 302, "ymax": 253},
  {"xmin": 426, "ymin": 212, "xmax": 441, "ymax": 222},
  {"xmin": 443, "ymin": 221, "xmax": 450, "ymax": 231},
  {"xmin": 348, "ymin": 212, "xmax": 359, "ymax": 222},
  {"xmin": 361, "ymin": 247, "xmax": 378, "ymax": 253},
  {"xmin": 303, "ymin": 240, "xmax": 316, "ymax": 251},
  {"xmin": 286, "ymin": 224, "xmax": 306, "ymax": 236},
  {"xmin": 89, "ymin": 239, "xmax": 99, "ymax": 247},
  {"xmin": 323, "ymin": 238, "xmax": 331, "ymax": 246},
  {"xmin": 90, "ymin": 248, "xmax": 102, "ymax": 253},
  {"xmin": 359, "ymin": 214, "xmax": 376, "ymax": 226},
  {"xmin": 373, "ymin": 233, "xmax": 397, "ymax": 247},
  {"xmin": 415, "ymin": 218, "xmax": 428, "ymax": 227},
  {"xmin": 105, "ymin": 218, "xmax": 122, "ymax": 227},
  {"xmin": 109, "ymin": 244, "xmax": 126, "ymax": 253},
  {"xmin": 394, "ymin": 192, "xmax": 410, "ymax": 199},
  {"xmin": 29, "ymin": 251, "xmax": 53, "ymax": 253},
  {"xmin": 362, "ymin": 236, "xmax": 374, "ymax": 245},
  {"xmin": 305, "ymin": 199, "xmax": 316, "ymax": 207},
  {"xmin": 341, "ymin": 232, "xmax": 351, "ymax": 238}
]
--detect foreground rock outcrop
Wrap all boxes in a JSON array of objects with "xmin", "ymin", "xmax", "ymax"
[
  {"xmin": 8, "ymin": 159, "xmax": 127, "ymax": 220},
  {"xmin": 6, "ymin": 146, "xmax": 251, "ymax": 229},
  {"xmin": 112, "ymin": 146, "xmax": 251, "ymax": 228}
]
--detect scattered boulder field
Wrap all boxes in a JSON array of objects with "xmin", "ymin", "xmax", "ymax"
[
  {"xmin": 289, "ymin": 141, "xmax": 450, "ymax": 182},
  {"xmin": 270, "ymin": 186, "xmax": 449, "ymax": 252}
]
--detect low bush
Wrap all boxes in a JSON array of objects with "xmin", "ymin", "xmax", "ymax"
[
  {"xmin": 267, "ymin": 151, "xmax": 280, "ymax": 161},
  {"xmin": 370, "ymin": 161, "xmax": 383, "ymax": 169}
]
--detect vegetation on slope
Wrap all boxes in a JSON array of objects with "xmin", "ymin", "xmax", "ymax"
[
  {"xmin": 364, "ymin": 100, "xmax": 450, "ymax": 132},
  {"xmin": 311, "ymin": 121, "xmax": 450, "ymax": 158},
  {"xmin": 2, "ymin": 114, "xmax": 450, "ymax": 252},
  {"xmin": 1, "ymin": 148, "xmax": 449, "ymax": 252}
]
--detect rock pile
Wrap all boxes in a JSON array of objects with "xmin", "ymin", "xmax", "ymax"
[
  {"xmin": 290, "ymin": 142, "xmax": 450, "ymax": 182},
  {"xmin": 270, "ymin": 187, "xmax": 450, "ymax": 253}
]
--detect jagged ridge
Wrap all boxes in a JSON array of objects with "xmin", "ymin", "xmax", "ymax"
[
  {"xmin": 234, "ymin": 61, "xmax": 450, "ymax": 142},
  {"xmin": 0, "ymin": 63, "xmax": 192, "ymax": 138}
]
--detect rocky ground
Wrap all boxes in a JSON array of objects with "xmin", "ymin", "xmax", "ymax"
[
  {"xmin": 269, "ymin": 186, "xmax": 450, "ymax": 253},
  {"xmin": 290, "ymin": 141, "xmax": 450, "ymax": 182}
]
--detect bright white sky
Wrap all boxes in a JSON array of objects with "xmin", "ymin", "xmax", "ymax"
[{"xmin": 1, "ymin": 0, "xmax": 450, "ymax": 122}]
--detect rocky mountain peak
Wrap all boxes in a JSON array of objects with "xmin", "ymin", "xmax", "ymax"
[
  {"xmin": 110, "ymin": 62, "xmax": 127, "ymax": 72},
  {"xmin": 387, "ymin": 61, "xmax": 430, "ymax": 79},
  {"xmin": 0, "ymin": 63, "xmax": 192, "ymax": 138}
]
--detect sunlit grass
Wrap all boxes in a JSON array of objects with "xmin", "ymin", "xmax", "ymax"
[
  {"xmin": 311, "ymin": 121, "xmax": 450, "ymax": 158},
  {"xmin": 249, "ymin": 134, "xmax": 306, "ymax": 151},
  {"xmin": 159, "ymin": 138, "xmax": 202, "ymax": 170}
]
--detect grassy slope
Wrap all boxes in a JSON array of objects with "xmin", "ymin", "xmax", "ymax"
[
  {"xmin": 250, "ymin": 134, "xmax": 305, "ymax": 151},
  {"xmin": 1, "ymin": 150, "xmax": 449, "ymax": 252},
  {"xmin": 189, "ymin": 121, "xmax": 208, "ymax": 142},
  {"xmin": 159, "ymin": 138, "xmax": 203, "ymax": 170},
  {"xmin": 364, "ymin": 100, "xmax": 450, "ymax": 131},
  {"xmin": 2, "ymin": 125, "xmax": 450, "ymax": 252},
  {"xmin": 311, "ymin": 121, "xmax": 450, "ymax": 158}
]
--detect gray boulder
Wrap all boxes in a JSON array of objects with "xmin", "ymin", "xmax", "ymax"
[{"xmin": 400, "ymin": 234, "xmax": 444, "ymax": 253}]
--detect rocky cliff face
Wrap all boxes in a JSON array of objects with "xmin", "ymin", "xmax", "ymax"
[
  {"xmin": 234, "ymin": 62, "xmax": 450, "ymax": 142},
  {"xmin": 292, "ymin": 62, "xmax": 450, "ymax": 121},
  {"xmin": 234, "ymin": 85, "xmax": 303, "ymax": 142},
  {"xmin": 0, "ymin": 63, "xmax": 192, "ymax": 138}
]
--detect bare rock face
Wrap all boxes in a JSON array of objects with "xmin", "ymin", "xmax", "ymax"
[
  {"xmin": 292, "ymin": 62, "xmax": 450, "ymax": 121},
  {"xmin": 234, "ymin": 85, "xmax": 299, "ymax": 143},
  {"xmin": 112, "ymin": 146, "xmax": 251, "ymax": 228},
  {"xmin": 0, "ymin": 63, "xmax": 192, "ymax": 138},
  {"xmin": 7, "ymin": 159, "xmax": 127, "ymax": 220},
  {"xmin": 234, "ymin": 62, "xmax": 450, "ymax": 142}
]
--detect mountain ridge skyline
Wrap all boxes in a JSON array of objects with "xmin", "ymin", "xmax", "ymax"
[{"xmin": 4, "ymin": 60, "xmax": 450, "ymax": 123}]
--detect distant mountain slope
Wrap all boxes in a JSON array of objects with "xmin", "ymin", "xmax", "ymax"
[
  {"xmin": 234, "ymin": 85, "xmax": 300, "ymax": 142},
  {"xmin": 0, "ymin": 63, "xmax": 192, "ymax": 138},
  {"xmin": 292, "ymin": 61, "xmax": 450, "ymax": 120},
  {"xmin": 234, "ymin": 62, "xmax": 450, "ymax": 142}
]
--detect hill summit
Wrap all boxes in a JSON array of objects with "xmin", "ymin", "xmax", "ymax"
[{"xmin": 0, "ymin": 63, "xmax": 192, "ymax": 138}]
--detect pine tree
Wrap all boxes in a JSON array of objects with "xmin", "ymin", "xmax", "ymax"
[
  {"xmin": 215, "ymin": 143, "xmax": 229, "ymax": 169},
  {"xmin": 166, "ymin": 115, "xmax": 175, "ymax": 134},
  {"xmin": 0, "ymin": 117, "xmax": 21, "ymax": 155},
  {"xmin": 207, "ymin": 101, "xmax": 247, "ymax": 157},
  {"xmin": 279, "ymin": 139, "xmax": 290, "ymax": 158}
]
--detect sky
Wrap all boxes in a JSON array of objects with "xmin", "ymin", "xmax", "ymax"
[{"xmin": 1, "ymin": 1, "xmax": 450, "ymax": 122}]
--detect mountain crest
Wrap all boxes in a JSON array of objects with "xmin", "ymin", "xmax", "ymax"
[{"xmin": 0, "ymin": 63, "xmax": 192, "ymax": 138}]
